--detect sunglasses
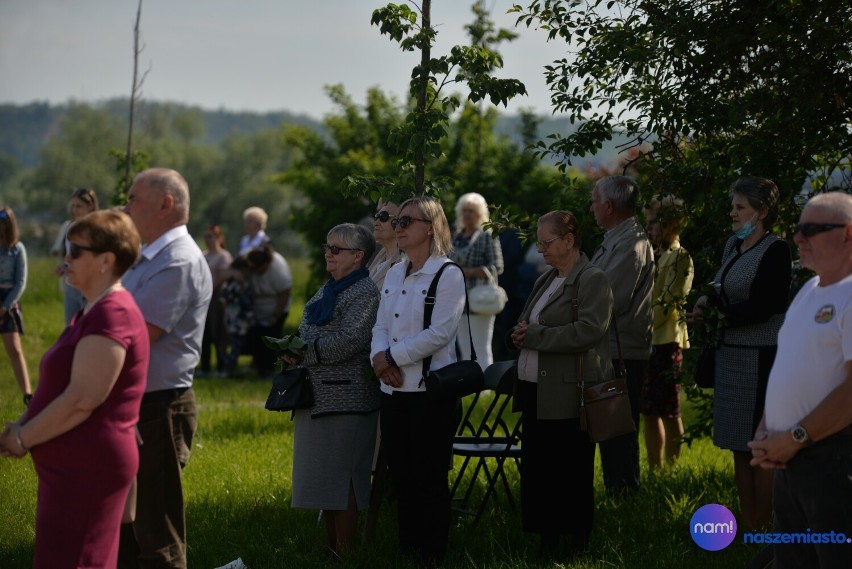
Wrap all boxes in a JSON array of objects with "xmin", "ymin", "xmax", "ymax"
[
  {"xmin": 374, "ymin": 210, "xmax": 392, "ymax": 223},
  {"xmin": 391, "ymin": 216, "xmax": 431, "ymax": 229},
  {"xmin": 0, "ymin": 210, "xmax": 7, "ymax": 220},
  {"xmin": 66, "ymin": 241, "xmax": 105, "ymax": 259},
  {"xmin": 793, "ymin": 222, "xmax": 847, "ymax": 238},
  {"xmin": 322, "ymin": 244, "xmax": 361, "ymax": 255}
]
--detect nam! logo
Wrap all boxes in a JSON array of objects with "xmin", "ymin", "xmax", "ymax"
[{"xmin": 690, "ymin": 504, "xmax": 737, "ymax": 551}]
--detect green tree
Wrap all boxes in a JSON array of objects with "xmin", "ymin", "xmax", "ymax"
[
  {"xmin": 510, "ymin": 0, "xmax": 852, "ymax": 195},
  {"xmin": 352, "ymin": 0, "xmax": 527, "ymax": 199},
  {"xmin": 279, "ymin": 86, "xmax": 406, "ymax": 281}
]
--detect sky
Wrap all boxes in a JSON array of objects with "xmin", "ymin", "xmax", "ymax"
[{"xmin": 0, "ymin": 0, "xmax": 570, "ymax": 120}]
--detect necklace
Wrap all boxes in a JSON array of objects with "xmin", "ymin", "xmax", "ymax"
[{"xmin": 85, "ymin": 283, "xmax": 121, "ymax": 313}]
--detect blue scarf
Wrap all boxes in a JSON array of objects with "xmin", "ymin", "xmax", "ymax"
[{"xmin": 303, "ymin": 268, "xmax": 369, "ymax": 326}]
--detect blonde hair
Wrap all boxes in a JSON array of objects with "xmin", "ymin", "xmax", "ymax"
[
  {"xmin": 398, "ymin": 196, "xmax": 453, "ymax": 257},
  {"xmin": 644, "ymin": 194, "xmax": 688, "ymax": 238}
]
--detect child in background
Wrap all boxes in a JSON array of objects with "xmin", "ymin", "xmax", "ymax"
[{"xmin": 222, "ymin": 256, "xmax": 254, "ymax": 377}]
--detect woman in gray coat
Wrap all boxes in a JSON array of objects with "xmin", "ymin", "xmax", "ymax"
[
  {"xmin": 288, "ymin": 223, "xmax": 381, "ymax": 558},
  {"xmin": 510, "ymin": 210, "xmax": 614, "ymax": 559}
]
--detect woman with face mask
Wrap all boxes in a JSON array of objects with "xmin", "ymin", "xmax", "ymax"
[{"xmin": 687, "ymin": 176, "xmax": 792, "ymax": 532}]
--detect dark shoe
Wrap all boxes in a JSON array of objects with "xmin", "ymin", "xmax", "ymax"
[{"xmin": 23, "ymin": 394, "xmax": 32, "ymax": 407}]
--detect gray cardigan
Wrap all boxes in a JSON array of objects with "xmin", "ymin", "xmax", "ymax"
[
  {"xmin": 513, "ymin": 255, "xmax": 614, "ymax": 420},
  {"xmin": 298, "ymin": 276, "xmax": 381, "ymax": 418}
]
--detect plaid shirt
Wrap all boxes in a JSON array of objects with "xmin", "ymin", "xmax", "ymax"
[{"xmin": 450, "ymin": 228, "xmax": 504, "ymax": 288}]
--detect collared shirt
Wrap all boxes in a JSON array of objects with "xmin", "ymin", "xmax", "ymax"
[
  {"xmin": 371, "ymin": 256, "xmax": 466, "ymax": 393},
  {"xmin": 122, "ymin": 225, "xmax": 212, "ymax": 392},
  {"xmin": 590, "ymin": 216, "xmax": 654, "ymax": 359}
]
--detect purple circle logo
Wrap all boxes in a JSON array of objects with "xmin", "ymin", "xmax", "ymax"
[{"xmin": 690, "ymin": 504, "xmax": 737, "ymax": 551}]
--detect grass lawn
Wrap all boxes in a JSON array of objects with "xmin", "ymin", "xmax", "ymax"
[{"xmin": 0, "ymin": 258, "xmax": 769, "ymax": 568}]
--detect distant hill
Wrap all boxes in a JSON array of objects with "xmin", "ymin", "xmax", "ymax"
[
  {"xmin": 0, "ymin": 100, "xmax": 325, "ymax": 168},
  {"xmin": 0, "ymin": 99, "xmax": 625, "ymax": 169}
]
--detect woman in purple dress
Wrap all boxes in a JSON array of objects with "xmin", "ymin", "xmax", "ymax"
[{"xmin": 0, "ymin": 210, "xmax": 149, "ymax": 569}]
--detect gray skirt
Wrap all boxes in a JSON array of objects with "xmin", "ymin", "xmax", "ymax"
[
  {"xmin": 712, "ymin": 343, "xmax": 774, "ymax": 452},
  {"xmin": 291, "ymin": 410, "xmax": 379, "ymax": 511}
]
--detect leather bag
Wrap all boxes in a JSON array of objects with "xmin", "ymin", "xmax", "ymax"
[
  {"xmin": 265, "ymin": 367, "xmax": 314, "ymax": 413},
  {"xmin": 579, "ymin": 376, "xmax": 636, "ymax": 442},
  {"xmin": 421, "ymin": 262, "xmax": 485, "ymax": 402},
  {"xmin": 572, "ymin": 269, "xmax": 636, "ymax": 442}
]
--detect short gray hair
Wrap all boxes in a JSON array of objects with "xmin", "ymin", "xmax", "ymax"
[
  {"xmin": 328, "ymin": 223, "xmax": 376, "ymax": 268},
  {"xmin": 806, "ymin": 191, "xmax": 852, "ymax": 223},
  {"xmin": 453, "ymin": 192, "xmax": 490, "ymax": 232},
  {"xmin": 595, "ymin": 175, "xmax": 640, "ymax": 214},
  {"xmin": 135, "ymin": 168, "xmax": 190, "ymax": 219},
  {"xmin": 243, "ymin": 206, "xmax": 269, "ymax": 229}
]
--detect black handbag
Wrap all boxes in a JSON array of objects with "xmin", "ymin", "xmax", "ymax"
[
  {"xmin": 265, "ymin": 367, "xmax": 314, "ymax": 414},
  {"xmin": 695, "ymin": 346, "xmax": 716, "ymax": 389},
  {"xmin": 420, "ymin": 262, "xmax": 485, "ymax": 402}
]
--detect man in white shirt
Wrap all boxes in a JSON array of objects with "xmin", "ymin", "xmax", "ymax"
[
  {"xmin": 119, "ymin": 168, "xmax": 212, "ymax": 569},
  {"xmin": 748, "ymin": 191, "xmax": 852, "ymax": 569}
]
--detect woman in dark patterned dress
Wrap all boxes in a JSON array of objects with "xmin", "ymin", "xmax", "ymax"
[{"xmin": 688, "ymin": 177, "xmax": 792, "ymax": 531}]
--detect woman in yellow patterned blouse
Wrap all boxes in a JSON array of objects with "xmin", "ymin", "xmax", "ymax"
[{"xmin": 640, "ymin": 194, "xmax": 694, "ymax": 469}]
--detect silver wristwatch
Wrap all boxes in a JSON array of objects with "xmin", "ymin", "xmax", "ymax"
[{"xmin": 791, "ymin": 423, "xmax": 810, "ymax": 445}]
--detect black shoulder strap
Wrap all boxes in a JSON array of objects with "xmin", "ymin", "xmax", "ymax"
[{"xmin": 420, "ymin": 262, "xmax": 475, "ymax": 382}]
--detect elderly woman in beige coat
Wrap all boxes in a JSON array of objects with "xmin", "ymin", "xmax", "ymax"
[{"xmin": 510, "ymin": 210, "xmax": 613, "ymax": 560}]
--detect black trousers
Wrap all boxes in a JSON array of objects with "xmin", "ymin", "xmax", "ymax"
[
  {"xmin": 599, "ymin": 359, "xmax": 645, "ymax": 492},
  {"xmin": 249, "ymin": 314, "xmax": 286, "ymax": 375},
  {"xmin": 381, "ymin": 391, "xmax": 457, "ymax": 565},
  {"xmin": 773, "ymin": 433, "xmax": 852, "ymax": 569},
  {"xmin": 519, "ymin": 380, "xmax": 595, "ymax": 538}
]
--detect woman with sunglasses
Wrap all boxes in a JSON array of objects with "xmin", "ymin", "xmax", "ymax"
[
  {"xmin": 0, "ymin": 210, "xmax": 148, "ymax": 569},
  {"xmin": 370, "ymin": 196, "xmax": 465, "ymax": 565},
  {"xmin": 368, "ymin": 200, "xmax": 403, "ymax": 288},
  {"xmin": 687, "ymin": 176, "xmax": 792, "ymax": 531},
  {"xmin": 449, "ymin": 192, "xmax": 504, "ymax": 370},
  {"xmin": 0, "ymin": 206, "xmax": 33, "ymax": 406},
  {"xmin": 51, "ymin": 187, "xmax": 99, "ymax": 325},
  {"xmin": 509, "ymin": 210, "xmax": 613, "ymax": 560},
  {"xmin": 287, "ymin": 223, "xmax": 380, "ymax": 558}
]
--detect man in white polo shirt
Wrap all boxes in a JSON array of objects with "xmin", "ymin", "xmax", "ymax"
[{"xmin": 748, "ymin": 191, "xmax": 852, "ymax": 569}]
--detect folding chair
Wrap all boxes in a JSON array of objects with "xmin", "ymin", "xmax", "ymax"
[{"xmin": 449, "ymin": 360, "xmax": 520, "ymax": 525}]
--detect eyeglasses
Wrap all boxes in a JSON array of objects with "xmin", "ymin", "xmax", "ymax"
[
  {"xmin": 536, "ymin": 235, "xmax": 563, "ymax": 250},
  {"xmin": 322, "ymin": 244, "xmax": 361, "ymax": 255},
  {"xmin": 66, "ymin": 241, "xmax": 105, "ymax": 259},
  {"xmin": 374, "ymin": 210, "xmax": 392, "ymax": 223},
  {"xmin": 0, "ymin": 210, "xmax": 7, "ymax": 220},
  {"xmin": 793, "ymin": 222, "xmax": 848, "ymax": 238},
  {"xmin": 391, "ymin": 216, "xmax": 431, "ymax": 229}
]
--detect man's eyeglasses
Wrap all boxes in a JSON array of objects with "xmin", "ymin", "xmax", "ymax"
[
  {"xmin": 66, "ymin": 241, "xmax": 105, "ymax": 259},
  {"xmin": 391, "ymin": 216, "xmax": 431, "ymax": 229},
  {"xmin": 322, "ymin": 244, "xmax": 361, "ymax": 255},
  {"xmin": 374, "ymin": 210, "xmax": 392, "ymax": 223},
  {"xmin": 536, "ymin": 235, "xmax": 563, "ymax": 250},
  {"xmin": 793, "ymin": 222, "xmax": 848, "ymax": 238}
]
